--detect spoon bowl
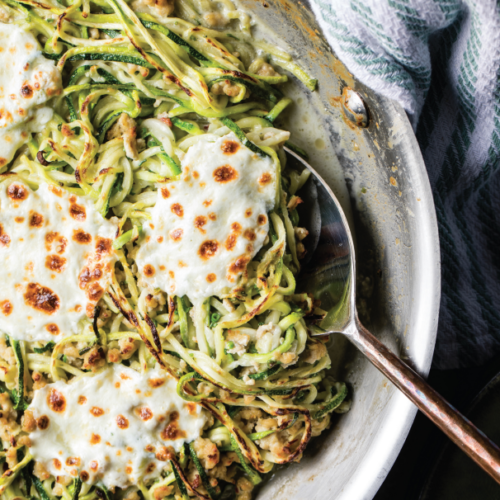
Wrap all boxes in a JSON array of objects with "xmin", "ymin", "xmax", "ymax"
[{"xmin": 286, "ymin": 146, "xmax": 500, "ymax": 485}]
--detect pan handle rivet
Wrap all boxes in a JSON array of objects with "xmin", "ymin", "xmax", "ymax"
[{"xmin": 341, "ymin": 87, "xmax": 369, "ymax": 128}]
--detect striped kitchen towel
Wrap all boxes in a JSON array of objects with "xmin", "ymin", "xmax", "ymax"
[{"xmin": 310, "ymin": 0, "xmax": 500, "ymax": 369}]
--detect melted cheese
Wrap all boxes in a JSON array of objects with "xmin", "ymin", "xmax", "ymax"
[
  {"xmin": 0, "ymin": 181, "xmax": 117, "ymax": 341},
  {"xmin": 136, "ymin": 133, "xmax": 275, "ymax": 301},
  {"xmin": 0, "ymin": 23, "xmax": 62, "ymax": 168},
  {"xmin": 28, "ymin": 365, "xmax": 206, "ymax": 488}
]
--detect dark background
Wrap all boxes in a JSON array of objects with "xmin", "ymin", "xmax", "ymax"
[{"xmin": 374, "ymin": 352, "xmax": 500, "ymax": 499}]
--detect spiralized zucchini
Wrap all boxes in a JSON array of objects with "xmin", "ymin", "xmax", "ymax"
[{"xmin": 0, "ymin": 0, "xmax": 346, "ymax": 499}]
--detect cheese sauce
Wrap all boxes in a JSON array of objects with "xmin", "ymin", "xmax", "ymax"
[
  {"xmin": 136, "ymin": 133, "xmax": 276, "ymax": 301},
  {"xmin": 28, "ymin": 365, "xmax": 206, "ymax": 488},
  {"xmin": 0, "ymin": 23, "xmax": 62, "ymax": 168},
  {"xmin": 0, "ymin": 181, "xmax": 117, "ymax": 341}
]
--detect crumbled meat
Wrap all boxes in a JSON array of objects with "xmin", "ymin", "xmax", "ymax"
[
  {"xmin": 302, "ymin": 342, "xmax": 327, "ymax": 364},
  {"xmin": 107, "ymin": 337, "xmax": 138, "ymax": 363},
  {"xmin": 226, "ymin": 330, "xmax": 250, "ymax": 356},
  {"xmin": 294, "ymin": 227, "xmax": 309, "ymax": 241},
  {"xmin": 107, "ymin": 348, "xmax": 121, "ymax": 363},
  {"xmin": 0, "ymin": 392, "xmax": 20, "ymax": 441},
  {"xmin": 61, "ymin": 344, "xmax": 80, "ymax": 365},
  {"xmin": 153, "ymin": 484, "xmax": 174, "ymax": 500},
  {"xmin": 6, "ymin": 445, "xmax": 17, "ymax": 469},
  {"xmin": 255, "ymin": 322, "xmax": 281, "ymax": 354},
  {"xmin": 202, "ymin": 410, "xmax": 215, "ymax": 430},
  {"xmin": 311, "ymin": 414, "xmax": 330, "ymax": 437},
  {"xmin": 52, "ymin": 475, "xmax": 72, "ymax": 496},
  {"xmin": 82, "ymin": 346, "xmax": 106, "ymax": 371},
  {"xmin": 18, "ymin": 435, "xmax": 31, "ymax": 448},
  {"xmin": 236, "ymin": 477, "xmax": 254, "ymax": 500},
  {"xmin": 297, "ymin": 241, "xmax": 306, "ymax": 259},
  {"xmin": 124, "ymin": 492, "xmax": 141, "ymax": 500},
  {"xmin": 192, "ymin": 437, "xmax": 220, "ymax": 470},
  {"xmin": 34, "ymin": 460, "xmax": 51, "ymax": 481},
  {"xmin": 254, "ymin": 417, "xmax": 277, "ymax": 434},
  {"xmin": 207, "ymin": 463, "xmax": 237, "ymax": 483},
  {"xmin": 130, "ymin": 0, "xmax": 174, "ymax": 19},
  {"xmin": 249, "ymin": 58, "xmax": 280, "ymax": 77},
  {"xmin": 107, "ymin": 113, "xmax": 139, "ymax": 160},
  {"xmin": 120, "ymin": 337, "xmax": 139, "ymax": 358},
  {"xmin": 197, "ymin": 382, "xmax": 213, "ymax": 396},
  {"xmin": 0, "ymin": 337, "xmax": 15, "ymax": 365},
  {"xmin": 212, "ymin": 80, "xmax": 243, "ymax": 98},
  {"xmin": 234, "ymin": 408, "xmax": 264, "ymax": 434},
  {"xmin": 22, "ymin": 410, "xmax": 36, "ymax": 433},
  {"xmin": 274, "ymin": 350, "xmax": 298, "ymax": 367},
  {"xmin": 257, "ymin": 62, "xmax": 279, "ymax": 77},
  {"xmin": 32, "ymin": 371, "xmax": 47, "ymax": 391},
  {"xmin": 257, "ymin": 420, "xmax": 303, "ymax": 461}
]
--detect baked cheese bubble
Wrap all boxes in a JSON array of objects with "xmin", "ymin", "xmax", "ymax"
[
  {"xmin": 0, "ymin": 23, "xmax": 62, "ymax": 168},
  {"xmin": 136, "ymin": 133, "xmax": 276, "ymax": 301},
  {"xmin": 27, "ymin": 364, "xmax": 206, "ymax": 488},
  {"xmin": 0, "ymin": 180, "xmax": 117, "ymax": 341}
]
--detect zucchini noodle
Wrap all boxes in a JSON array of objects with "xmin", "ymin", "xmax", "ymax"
[{"xmin": 0, "ymin": 0, "xmax": 347, "ymax": 499}]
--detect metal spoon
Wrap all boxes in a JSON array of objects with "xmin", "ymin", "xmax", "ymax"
[{"xmin": 286, "ymin": 146, "xmax": 500, "ymax": 485}]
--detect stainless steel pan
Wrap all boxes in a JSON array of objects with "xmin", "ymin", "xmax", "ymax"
[{"xmin": 238, "ymin": 1, "xmax": 441, "ymax": 498}]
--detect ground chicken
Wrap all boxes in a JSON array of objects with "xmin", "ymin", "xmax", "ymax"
[
  {"xmin": 107, "ymin": 348, "xmax": 121, "ymax": 364},
  {"xmin": 186, "ymin": 462, "xmax": 202, "ymax": 490},
  {"xmin": 0, "ymin": 392, "xmax": 19, "ymax": 441},
  {"xmin": 52, "ymin": 475, "xmax": 72, "ymax": 496},
  {"xmin": 226, "ymin": 330, "xmax": 250, "ymax": 356},
  {"xmin": 82, "ymin": 346, "xmax": 106, "ymax": 371},
  {"xmin": 236, "ymin": 477, "xmax": 254, "ymax": 500},
  {"xmin": 255, "ymin": 322, "xmax": 281, "ymax": 354},
  {"xmin": 207, "ymin": 463, "xmax": 237, "ymax": 483},
  {"xmin": 254, "ymin": 417, "xmax": 277, "ymax": 434},
  {"xmin": 107, "ymin": 113, "xmax": 138, "ymax": 160},
  {"xmin": 311, "ymin": 414, "xmax": 330, "ymax": 437},
  {"xmin": 257, "ymin": 421, "xmax": 303, "ymax": 461},
  {"xmin": 18, "ymin": 436, "xmax": 31, "ymax": 449},
  {"xmin": 193, "ymin": 437, "xmax": 219, "ymax": 470},
  {"xmin": 302, "ymin": 342, "xmax": 327, "ymax": 364},
  {"xmin": 220, "ymin": 452, "xmax": 239, "ymax": 467},
  {"xmin": 202, "ymin": 410, "xmax": 215, "ymax": 430},
  {"xmin": 234, "ymin": 408, "xmax": 263, "ymax": 434},
  {"xmin": 119, "ymin": 337, "xmax": 139, "ymax": 359},
  {"xmin": 197, "ymin": 382, "xmax": 213, "ymax": 396},
  {"xmin": 0, "ymin": 338, "xmax": 15, "ymax": 365},
  {"xmin": 22, "ymin": 410, "xmax": 36, "ymax": 433},
  {"xmin": 153, "ymin": 483, "xmax": 174, "ymax": 500},
  {"xmin": 6, "ymin": 445, "xmax": 17, "ymax": 469},
  {"xmin": 257, "ymin": 62, "xmax": 279, "ymax": 77},
  {"xmin": 31, "ymin": 371, "xmax": 47, "ymax": 391},
  {"xmin": 294, "ymin": 227, "xmax": 309, "ymax": 241},
  {"xmin": 211, "ymin": 80, "xmax": 242, "ymax": 98},
  {"xmin": 34, "ymin": 460, "xmax": 51, "ymax": 481},
  {"xmin": 124, "ymin": 491, "xmax": 141, "ymax": 500},
  {"xmin": 249, "ymin": 58, "xmax": 280, "ymax": 77},
  {"xmin": 273, "ymin": 350, "xmax": 298, "ymax": 367},
  {"xmin": 297, "ymin": 242, "xmax": 306, "ymax": 259},
  {"xmin": 131, "ymin": 0, "xmax": 174, "ymax": 19},
  {"xmin": 61, "ymin": 344, "xmax": 80, "ymax": 365}
]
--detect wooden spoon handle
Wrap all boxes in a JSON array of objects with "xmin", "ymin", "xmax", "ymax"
[{"xmin": 351, "ymin": 319, "xmax": 500, "ymax": 484}]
